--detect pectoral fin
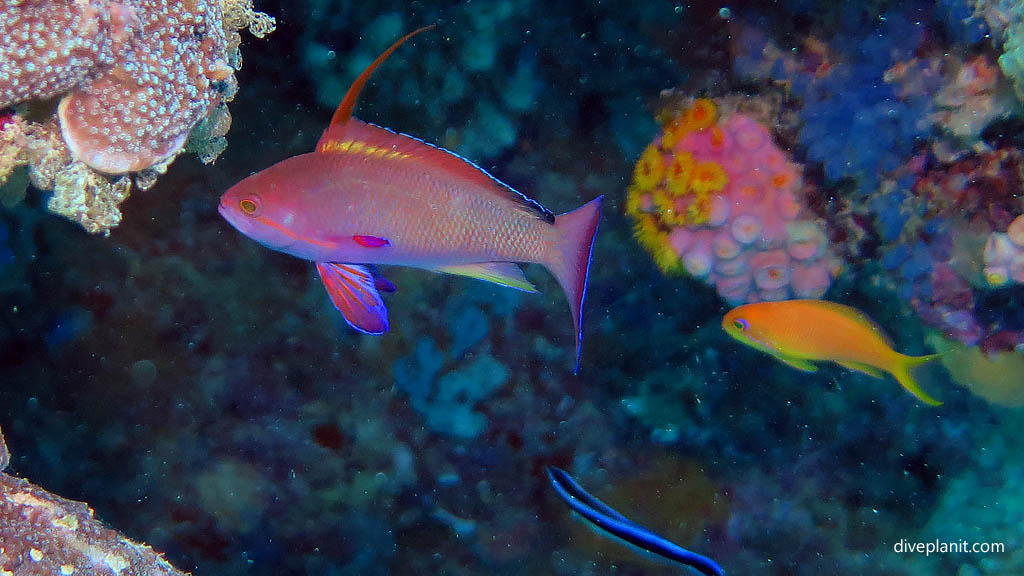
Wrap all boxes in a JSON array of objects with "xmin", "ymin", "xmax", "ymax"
[
  {"xmin": 774, "ymin": 355, "xmax": 818, "ymax": 372},
  {"xmin": 838, "ymin": 360, "xmax": 885, "ymax": 379},
  {"xmin": 436, "ymin": 262, "xmax": 538, "ymax": 293},
  {"xmin": 316, "ymin": 262, "xmax": 389, "ymax": 334}
]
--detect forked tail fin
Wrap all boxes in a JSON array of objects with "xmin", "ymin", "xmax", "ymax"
[
  {"xmin": 548, "ymin": 196, "xmax": 603, "ymax": 374},
  {"xmin": 893, "ymin": 354, "xmax": 943, "ymax": 406}
]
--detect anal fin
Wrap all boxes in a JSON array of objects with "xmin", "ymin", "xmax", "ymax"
[
  {"xmin": 316, "ymin": 262, "xmax": 389, "ymax": 334},
  {"xmin": 436, "ymin": 262, "xmax": 538, "ymax": 293},
  {"xmin": 837, "ymin": 360, "xmax": 885, "ymax": 379}
]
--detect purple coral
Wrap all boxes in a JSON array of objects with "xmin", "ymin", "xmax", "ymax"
[{"xmin": 984, "ymin": 214, "xmax": 1024, "ymax": 286}]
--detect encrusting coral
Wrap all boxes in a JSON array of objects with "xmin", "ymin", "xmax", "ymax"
[
  {"xmin": 0, "ymin": 426, "xmax": 189, "ymax": 576},
  {"xmin": 0, "ymin": 0, "xmax": 275, "ymax": 235}
]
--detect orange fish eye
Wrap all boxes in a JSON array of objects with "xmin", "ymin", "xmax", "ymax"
[
  {"xmin": 239, "ymin": 197, "xmax": 261, "ymax": 216},
  {"xmin": 733, "ymin": 318, "xmax": 749, "ymax": 331}
]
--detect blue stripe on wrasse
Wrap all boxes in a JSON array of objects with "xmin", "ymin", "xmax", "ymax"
[
  {"xmin": 365, "ymin": 121, "xmax": 556, "ymax": 223},
  {"xmin": 547, "ymin": 467, "xmax": 725, "ymax": 576}
]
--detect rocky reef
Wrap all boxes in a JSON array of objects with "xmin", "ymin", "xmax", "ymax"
[{"xmin": 0, "ymin": 427, "xmax": 188, "ymax": 576}]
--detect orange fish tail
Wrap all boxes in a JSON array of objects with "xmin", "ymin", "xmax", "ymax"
[
  {"xmin": 892, "ymin": 353, "xmax": 943, "ymax": 406},
  {"xmin": 548, "ymin": 196, "xmax": 603, "ymax": 374}
]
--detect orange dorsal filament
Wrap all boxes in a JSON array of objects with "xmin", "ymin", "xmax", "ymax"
[{"xmin": 323, "ymin": 25, "xmax": 436, "ymax": 132}]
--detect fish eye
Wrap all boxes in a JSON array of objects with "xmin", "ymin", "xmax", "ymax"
[
  {"xmin": 239, "ymin": 197, "xmax": 261, "ymax": 216},
  {"xmin": 733, "ymin": 318, "xmax": 749, "ymax": 331}
]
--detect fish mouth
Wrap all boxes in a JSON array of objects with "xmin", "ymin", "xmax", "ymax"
[
  {"xmin": 217, "ymin": 199, "xmax": 245, "ymax": 232},
  {"xmin": 217, "ymin": 198, "xmax": 231, "ymax": 220},
  {"xmin": 217, "ymin": 199, "xmax": 255, "ymax": 238}
]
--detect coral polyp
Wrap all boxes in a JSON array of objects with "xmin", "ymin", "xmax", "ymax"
[
  {"xmin": 626, "ymin": 97, "xmax": 838, "ymax": 303},
  {"xmin": 0, "ymin": 0, "xmax": 276, "ymax": 234}
]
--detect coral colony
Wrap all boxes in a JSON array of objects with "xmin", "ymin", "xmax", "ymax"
[
  {"xmin": 0, "ymin": 0, "xmax": 275, "ymax": 234},
  {"xmin": 627, "ymin": 98, "xmax": 839, "ymax": 304},
  {"xmin": 0, "ymin": 427, "xmax": 190, "ymax": 575}
]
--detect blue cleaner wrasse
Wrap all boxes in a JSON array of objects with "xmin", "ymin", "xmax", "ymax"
[{"xmin": 546, "ymin": 466, "xmax": 725, "ymax": 576}]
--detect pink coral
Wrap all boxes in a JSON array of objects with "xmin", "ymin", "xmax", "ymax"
[
  {"xmin": 627, "ymin": 98, "xmax": 839, "ymax": 304},
  {"xmin": 57, "ymin": 0, "xmax": 232, "ymax": 174},
  {"xmin": 0, "ymin": 0, "xmax": 275, "ymax": 233},
  {"xmin": 0, "ymin": 0, "xmax": 229, "ymax": 174},
  {"xmin": 0, "ymin": 1, "xmax": 133, "ymax": 108}
]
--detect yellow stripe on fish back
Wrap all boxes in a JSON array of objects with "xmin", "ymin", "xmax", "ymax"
[{"xmin": 320, "ymin": 139, "xmax": 412, "ymax": 161}]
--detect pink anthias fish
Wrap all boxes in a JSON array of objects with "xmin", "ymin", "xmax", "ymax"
[{"xmin": 219, "ymin": 26, "xmax": 602, "ymax": 371}]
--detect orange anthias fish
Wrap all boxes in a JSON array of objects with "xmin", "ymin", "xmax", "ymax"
[
  {"xmin": 219, "ymin": 26, "xmax": 602, "ymax": 371},
  {"xmin": 722, "ymin": 299, "xmax": 942, "ymax": 405}
]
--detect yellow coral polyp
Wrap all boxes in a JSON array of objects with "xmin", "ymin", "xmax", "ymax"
[
  {"xmin": 632, "ymin": 143, "xmax": 665, "ymax": 191},
  {"xmin": 631, "ymin": 214, "xmax": 680, "ymax": 273},
  {"xmin": 687, "ymin": 194, "xmax": 713, "ymax": 225},
  {"xmin": 709, "ymin": 126, "xmax": 726, "ymax": 149},
  {"xmin": 660, "ymin": 118, "xmax": 689, "ymax": 151},
  {"xmin": 633, "ymin": 214, "xmax": 678, "ymax": 271},
  {"xmin": 770, "ymin": 172, "xmax": 793, "ymax": 189},
  {"xmin": 685, "ymin": 98, "xmax": 717, "ymax": 132},
  {"xmin": 985, "ymin": 269, "xmax": 1009, "ymax": 287},
  {"xmin": 651, "ymin": 188, "xmax": 688, "ymax": 227},
  {"xmin": 625, "ymin": 184, "xmax": 646, "ymax": 217},
  {"xmin": 665, "ymin": 152, "xmax": 695, "ymax": 195},
  {"xmin": 652, "ymin": 239, "xmax": 683, "ymax": 273},
  {"xmin": 690, "ymin": 161, "xmax": 727, "ymax": 194},
  {"xmin": 633, "ymin": 214, "xmax": 660, "ymax": 249}
]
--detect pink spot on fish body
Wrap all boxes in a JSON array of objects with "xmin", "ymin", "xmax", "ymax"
[{"xmin": 353, "ymin": 235, "xmax": 391, "ymax": 247}]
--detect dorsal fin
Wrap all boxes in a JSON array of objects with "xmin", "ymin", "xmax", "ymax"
[
  {"xmin": 320, "ymin": 120, "xmax": 555, "ymax": 222},
  {"xmin": 322, "ymin": 24, "xmax": 436, "ymax": 134},
  {"xmin": 314, "ymin": 24, "xmax": 554, "ymax": 223}
]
